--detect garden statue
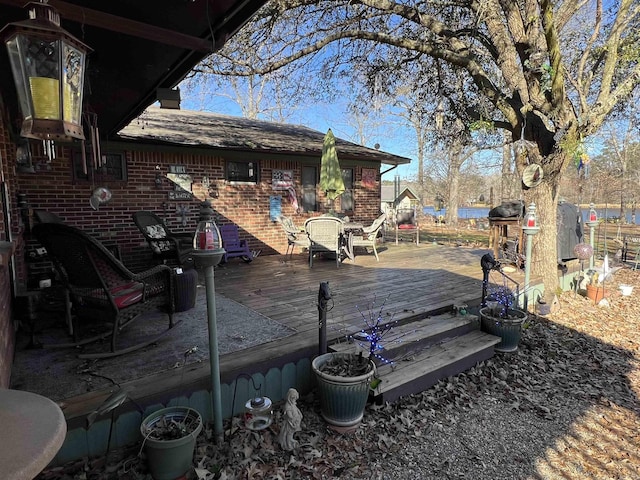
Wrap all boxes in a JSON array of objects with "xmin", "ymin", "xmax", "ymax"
[{"xmin": 278, "ymin": 388, "xmax": 302, "ymax": 451}]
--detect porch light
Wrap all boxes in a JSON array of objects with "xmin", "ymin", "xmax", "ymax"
[{"xmin": 2, "ymin": 1, "xmax": 90, "ymax": 141}]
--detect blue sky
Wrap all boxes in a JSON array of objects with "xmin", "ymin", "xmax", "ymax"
[{"xmin": 178, "ymin": 83, "xmax": 419, "ymax": 181}]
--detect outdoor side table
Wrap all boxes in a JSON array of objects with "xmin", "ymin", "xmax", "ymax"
[
  {"xmin": 0, "ymin": 389, "xmax": 66, "ymax": 480},
  {"xmin": 173, "ymin": 268, "xmax": 198, "ymax": 312}
]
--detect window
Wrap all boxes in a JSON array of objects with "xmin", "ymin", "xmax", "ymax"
[
  {"xmin": 72, "ymin": 149, "xmax": 127, "ymax": 182},
  {"xmin": 340, "ymin": 168, "xmax": 354, "ymax": 212},
  {"xmin": 301, "ymin": 166, "xmax": 317, "ymax": 212},
  {"xmin": 226, "ymin": 161, "xmax": 258, "ymax": 183}
]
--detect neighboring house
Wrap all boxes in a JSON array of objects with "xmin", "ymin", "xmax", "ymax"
[{"xmin": 381, "ymin": 184, "xmax": 421, "ymax": 215}]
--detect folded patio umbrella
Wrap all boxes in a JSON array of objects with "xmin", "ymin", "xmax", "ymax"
[{"xmin": 320, "ymin": 129, "xmax": 345, "ymax": 201}]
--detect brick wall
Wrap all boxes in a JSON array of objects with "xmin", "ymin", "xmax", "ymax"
[
  {"xmin": 0, "ymin": 96, "xmax": 17, "ymax": 388},
  {"xmin": 1, "ymin": 114, "xmax": 383, "ymax": 385},
  {"xmin": 15, "ymin": 142, "xmax": 381, "ymax": 282}
]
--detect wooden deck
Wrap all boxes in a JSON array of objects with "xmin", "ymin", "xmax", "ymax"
[{"xmin": 28, "ymin": 241, "xmax": 522, "ymax": 424}]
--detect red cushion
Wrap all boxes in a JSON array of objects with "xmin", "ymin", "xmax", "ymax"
[
  {"xmin": 110, "ymin": 282, "xmax": 144, "ymax": 308},
  {"xmin": 398, "ymin": 224, "xmax": 417, "ymax": 230}
]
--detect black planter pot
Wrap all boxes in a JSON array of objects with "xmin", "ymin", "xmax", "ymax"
[{"xmin": 480, "ymin": 307, "xmax": 527, "ymax": 352}]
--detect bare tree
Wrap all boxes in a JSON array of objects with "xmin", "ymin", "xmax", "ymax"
[{"xmin": 199, "ymin": 0, "xmax": 640, "ymax": 299}]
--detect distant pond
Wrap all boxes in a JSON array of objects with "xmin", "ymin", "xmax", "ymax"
[{"xmin": 423, "ymin": 205, "xmax": 640, "ymax": 225}]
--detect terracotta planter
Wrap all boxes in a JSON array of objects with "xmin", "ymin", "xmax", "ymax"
[{"xmin": 586, "ymin": 284, "xmax": 608, "ymax": 303}]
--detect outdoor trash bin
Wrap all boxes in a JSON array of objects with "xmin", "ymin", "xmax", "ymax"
[{"xmin": 174, "ymin": 269, "xmax": 198, "ymax": 312}]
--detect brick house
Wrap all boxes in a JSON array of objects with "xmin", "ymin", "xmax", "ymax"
[
  {"xmin": 0, "ymin": 0, "xmax": 270, "ymax": 388},
  {"xmin": 0, "ymin": 103, "xmax": 410, "ymax": 388}
]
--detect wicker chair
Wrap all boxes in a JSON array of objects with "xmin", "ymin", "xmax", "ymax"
[
  {"xmin": 32, "ymin": 223, "xmax": 177, "ymax": 359},
  {"xmin": 277, "ymin": 216, "xmax": 310, "ymax": 258},
  {"xmin": 352, "ymin": 213, "xmax": 386, "ymax": 261},
  {"xmin": 132, "ymin": 211, "xmax": 194, "ymax": 266},
  {"xmin": 304, "ymin": 216, "xmax": 345, "ymax": 267}
]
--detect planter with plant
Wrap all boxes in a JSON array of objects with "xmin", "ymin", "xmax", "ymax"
[
  {"xmin": 139, "ymin": 347, "xmax": 202, "ymax": 480},
  {"xmin": 313, "ymin": 295, "xmax": 395, "ymax": 428},
  {"xmin": 480, "ymin": 286, "xmax": 528, "ymax": 353}
]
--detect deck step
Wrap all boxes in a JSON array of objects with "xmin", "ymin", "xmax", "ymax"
[
  {"xmin": 330, "ymin": 312, "xmax": 480, "ymax": 362},
  {"xmin": 372, "ymin": 329, "xmax": 501, "ymax": 403}
]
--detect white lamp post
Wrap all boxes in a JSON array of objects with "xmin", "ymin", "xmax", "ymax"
[
  {"xmin": 584, "ymin": 203, "xmax": 599, "ymax": 270},
  {"xmin": 522, "ymin": 203, "xmax": 540, "ymax": 310}
]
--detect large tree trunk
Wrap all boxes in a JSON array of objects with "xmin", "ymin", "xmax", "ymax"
[
  {"xmin": 524, "ymin": 181, "xmax": 559, "ymax": 302},
  {"xmin": 446, "ymin": 167, "xmax": 460, "ymax": 227}
]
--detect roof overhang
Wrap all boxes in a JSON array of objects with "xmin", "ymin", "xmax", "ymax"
[{"xmin": 0, "ymin": 0, "xmax": 267, "ymax": 139}]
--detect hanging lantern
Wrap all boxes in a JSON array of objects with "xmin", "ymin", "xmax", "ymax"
[
  {"xmin": 588, "ymin": 203, "xmax": 598, "ymax": 222},
  {"xmin": 2, "ymin": 1, "xmax": 90, "ymax": 141}
]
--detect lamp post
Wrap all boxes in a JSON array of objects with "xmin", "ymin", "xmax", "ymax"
[
  {"xmin": 191, "ymin": 200, "xmax": 225, "ymax": 443},
  {"xmin": 2, "ymin": 1, "xmax": 90, "ymax": 141},
  {"xmin": 522, "ymin": 203, "xmax": 540, "ymax": 311},
  {"xmin": 584, "ymin": 203, "xmax": 599, "ymax": 270}
]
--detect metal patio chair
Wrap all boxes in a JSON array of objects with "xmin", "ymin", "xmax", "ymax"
[
  {"xmin": 395, "ymin": 208, "xmax": 420, "ymax": 245},
  {"xmin": 132, "ymin": 211, "xmax": 194, "ymax": 266},
  {"xmin": 32, "ymin": 223, "xmax": 177, "ymax": 359},
  {"xmin": 277, "ymin": 216, "xmax": 310, "ymax": 258},
  {"xmin": 352, "ymin": 213, "xmax": 386, "ymax": 261},
  {"xmin": 304, "ymin": 216, "xmax": 345, "ymax": 267}
]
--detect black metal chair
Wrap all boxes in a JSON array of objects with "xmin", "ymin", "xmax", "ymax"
[
  {"xmin": 132, "ymin": 211, "xmax": 194, "ymax": 266},
  {"xmin": 32, "ymin": 223, "xmax": 177, "ymax": 359}
]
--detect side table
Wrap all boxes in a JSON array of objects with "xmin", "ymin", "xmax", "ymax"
[{"xmin": 0, "ymin": 389, "xmax": 66, "ymax": 479}]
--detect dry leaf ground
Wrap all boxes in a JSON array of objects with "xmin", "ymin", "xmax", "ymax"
[{"xmin": 40, "ymin": 268, "xmax": 640, "ymax": 480}]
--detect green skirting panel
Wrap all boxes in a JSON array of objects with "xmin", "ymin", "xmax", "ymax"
[{"xmin": 53, "ymin": 357, "xmax": 314, "ymax": 467}]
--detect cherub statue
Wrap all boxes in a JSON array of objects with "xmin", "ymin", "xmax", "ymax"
[{"xmin": 278, "ymin": 388, "xmax": 303, "ymax": 451}]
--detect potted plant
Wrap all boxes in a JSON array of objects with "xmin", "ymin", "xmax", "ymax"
[
  {"xmin": 140, "ymin": 406, "xmax": 203, "ymax": 480},
  {"xmin": 585, "ymin": 271, "xmax": 609, "ymax": 303},
  {"xmin": 480, "ymin": 286, "xmax": 527, "ymax": 352},
  {"xmin": 312, "ymin": 297, "xmax": 394, "ymax": 428},
  {"xmin": 139, "ymin": 347, "xmax": 202, "ymax": 480}
]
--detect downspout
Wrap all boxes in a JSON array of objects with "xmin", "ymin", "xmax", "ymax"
[{"xmin": 380, "ymin": 164, "xmax": 398, "ymax": 177}]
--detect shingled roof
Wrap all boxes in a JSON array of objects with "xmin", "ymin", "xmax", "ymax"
[{"xmin": 117, "ymin": 107, "xmax": 411, "ymax": 166}]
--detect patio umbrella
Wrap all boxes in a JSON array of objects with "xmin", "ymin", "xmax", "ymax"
[{"xmin": 320, "ymin": 129, "xmax": 345, "ymax": 201}]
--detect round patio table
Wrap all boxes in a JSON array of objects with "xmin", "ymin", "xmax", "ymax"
[{"xmin": 0, "ymin": 389, "xmax": 66, "ymax": 480}]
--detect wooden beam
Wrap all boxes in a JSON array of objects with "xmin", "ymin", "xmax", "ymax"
[{"xmin": 0, "ymin": 0, "xmax": 213, "ymax": 52}]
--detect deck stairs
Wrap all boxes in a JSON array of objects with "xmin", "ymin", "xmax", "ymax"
[{"xmin": 329, "ymin": 309, "xmax": 501, "ymax": 403}]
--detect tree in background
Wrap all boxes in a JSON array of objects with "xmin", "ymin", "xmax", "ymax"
[{"xmin": 193, "ymin": 0, "xmax": 640, "ymax": 301}]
